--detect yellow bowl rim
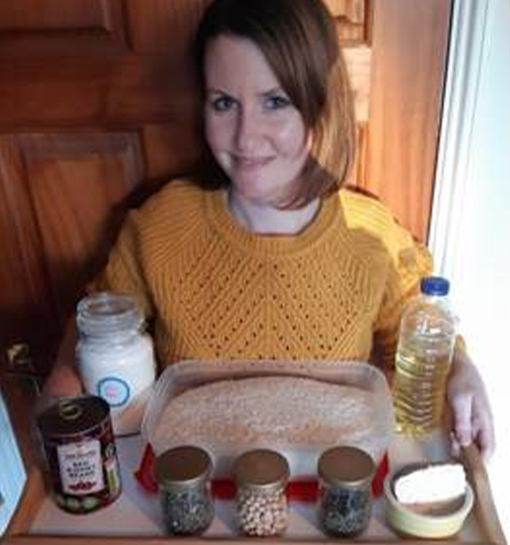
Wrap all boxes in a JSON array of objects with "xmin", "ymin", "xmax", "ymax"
[{"xmin": 384, "ymin": 469, "xmax": 475, "ymax": 523}]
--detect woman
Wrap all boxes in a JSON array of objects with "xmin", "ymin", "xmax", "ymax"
[{"xmin": 45, "ymin": 0, "xmax": 494, "ymax": 460}]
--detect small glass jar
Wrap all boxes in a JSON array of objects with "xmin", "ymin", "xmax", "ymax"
[
  {"xmin": 317, "ymin": 446, "xmax": 375, "ymax": 537},
  {"xmin": 76, "ymin": 291, "xmax": 156, "ymax": 436},
  {"xmin": 233, "ymin": 449, "xmax": 290, "ymax": 537},
  {"xmin": 155, "ymin": 446, "xmax": 214, "ymax": 536}
]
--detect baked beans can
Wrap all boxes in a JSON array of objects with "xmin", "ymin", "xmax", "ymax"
[{"xmin": 36, "ymin": 395, "xmax": 122, "ymax": 514}]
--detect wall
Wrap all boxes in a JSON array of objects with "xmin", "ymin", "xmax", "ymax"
[
  {"xmin": 0, "ymin": 388, "xmax": 26, "ymax": 536},
  {"xmin": 430, "ymin": 0, "xmax": 510, "ymax": 536}
]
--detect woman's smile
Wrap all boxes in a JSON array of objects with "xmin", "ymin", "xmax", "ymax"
[{"xmin": 232, "ymin": 154, "xmax": 274, "ymax": 170}]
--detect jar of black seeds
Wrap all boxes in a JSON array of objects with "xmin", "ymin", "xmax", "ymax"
[
  {"xmin": 155, "ymin": 446, "xmax": 214, "ymax": 536},
  {"xmin": 317, "ymin": 446, "xmax": 375, "ymax": 538},
  {"xmin": 233, "ymin": 449, "xmax": 290, "ymax": 537}
]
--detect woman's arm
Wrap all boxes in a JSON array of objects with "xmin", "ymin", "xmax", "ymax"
[
  {"xmin": 447, "ymin": 340, "xmax": 495, "ymax": 462},
  {"xmin": 41, "ymin": 319, "xmax": 83, "ymax": 398}
]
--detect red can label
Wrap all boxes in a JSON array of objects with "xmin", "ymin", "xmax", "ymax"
[
  {"xmin": 57, "ymin": 439, "xmax": 104, "ymax": 495},
  {"xmin": 37, "ymin": 396, "xmax": 121, "ymax": 514}
]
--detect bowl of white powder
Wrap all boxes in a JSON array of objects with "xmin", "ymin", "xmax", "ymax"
[{"xmin": 384, "ymin": 462, "xmax": 474, "ymax": 538}]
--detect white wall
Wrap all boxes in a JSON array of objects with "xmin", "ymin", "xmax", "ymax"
[
  {"xmin": 0, "ymin": 389, "xmax": 26, "ymax": 536},
  {"xmin": 430, "ymin": 0, "xmax": 510, "ymax": 536}
]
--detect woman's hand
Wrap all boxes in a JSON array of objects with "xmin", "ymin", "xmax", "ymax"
[
  {"xmin": 42, "ymin": 363, "xmax": 83, "ymax": 398},
  {"xmin": 447, "ymin": 348, "xmax": 495, "ymax": 462},
  {"xmin": 40, "ymin": 319, "xmax": 83, "ymax": 399}
]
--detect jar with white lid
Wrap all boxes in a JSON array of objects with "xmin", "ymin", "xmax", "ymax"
[{"xmin": 76, "ymin": 291, "xmax": 156, "ymax": 436}]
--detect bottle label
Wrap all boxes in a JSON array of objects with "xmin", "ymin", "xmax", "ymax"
[
  {"xmin": 97, "ymin": 376, "xmax": 131, "ymax": 408},
  {"xmin": 57, "ymin": 440, "xmax": 104, "ymax": 495}
]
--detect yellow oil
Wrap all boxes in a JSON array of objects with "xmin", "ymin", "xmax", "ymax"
[{"xmin": 393, "ymin": 339, "xmax": 452, "ymax": 436}]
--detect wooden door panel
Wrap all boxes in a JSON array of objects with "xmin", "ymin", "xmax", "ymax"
[
  {"xmin": 127, "ymin": 0, "xmax": 210, "ymax": 55},
  {"xmin": 0, "ymin": 137, "xmax": 59, "ymax": 369},
  {"xmin": 0, "ymin": 0, "xmax": 127, "ymax": 56},
  {"xmin": 142, "ymin": 123, "xmax": 204, "ymax": 182},
  {"xmin": 17, "ymin": 133, "xmax": 144, "ymax": 325},
  {"xmin": 367, "ymin": 0, "xmax": 451, "ymax": 239},
  {"xmin": 326, "ymin": 0, "xmax": 365, "ymax": 21},
  {"xmin": 0, "ymin": 0, "xmax": 116, "ymax": 29},
  {"xmin": 0, "ymin": 133, "xmax": 145, "ymax": 372},
  {"xmin": 326, "ymin": 0, "xmax": 369, "ymax": 42},
  {"xmin": 0, "ymin": 56, "xmax": 197, "ymax": 129},
  {"xmin": 343, "ymin": 46, "xmax": 370, "ymax": 189},
  {"xmin": 344, "ymin": 46, "xmax": 371, "ymax": 124}
]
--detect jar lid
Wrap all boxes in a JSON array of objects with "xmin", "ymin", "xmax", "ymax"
[
  {"xmin": 155, "ymin": 446, "xmax": 212, "ymax": 489},
  {"xmin": 233, "ymin": 449, "xmax": 289, "ymax": 492},
  {"xmin": 37, "ymin": 395, "xmax": 110, "ymax": 437},
  {"xmin": 318, "ymin": 446, "xmax": 375, "ymax": 489},
  {"xmin": 76, "ymin": 292, "xmax": 143, "ymax": 338}
]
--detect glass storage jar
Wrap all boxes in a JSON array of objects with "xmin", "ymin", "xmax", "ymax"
[
  {"xmin": 233, "ymin": 449, "xmax": 290, "ymax": 537},
  {"xmin": 76, "ymin": 291, "xmax": 156, "ymax": 436},
  {"xmin": 155, "ymin": 446, "xmax": 214, "ymax": 536},
  {"xmin": 317, "ymin": 446, "xmax": 375, "ymax": 537}
]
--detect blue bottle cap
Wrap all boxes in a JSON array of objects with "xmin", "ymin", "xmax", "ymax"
[{"xmin": 420, "ymin": 276, "xmax": 450, "ymax": 296}]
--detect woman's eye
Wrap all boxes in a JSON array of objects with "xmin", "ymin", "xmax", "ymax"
[
  {"xmin": 211, "ymin": 96, "xmax": 235, "ymax": 112},
  {"xmin": 264, "ymin": 95, "xmax": 291, "ymax": 110}
]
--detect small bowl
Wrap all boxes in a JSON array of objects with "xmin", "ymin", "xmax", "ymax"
[{"xmin": 384, "ymin": 465, "xmax": 474, "ymax": 539}]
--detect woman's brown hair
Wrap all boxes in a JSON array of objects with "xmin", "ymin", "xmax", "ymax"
[{"xmin": 195, "ymin": 0, "xmax": 356, "ymax": 208}]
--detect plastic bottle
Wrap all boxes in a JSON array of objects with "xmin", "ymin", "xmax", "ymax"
[{"xmin": 393, "ymin": 276, "xmax": 457, "ymax": 435}]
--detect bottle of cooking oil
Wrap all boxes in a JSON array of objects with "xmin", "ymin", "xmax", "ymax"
[{"xmin": 393, "ymin": 276, "xmax": 457, "ymax": 435}]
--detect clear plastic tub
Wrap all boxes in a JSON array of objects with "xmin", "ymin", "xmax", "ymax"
[{"xmin": 141, "ymin": 360, "xmax": 394, "ymax": 479}]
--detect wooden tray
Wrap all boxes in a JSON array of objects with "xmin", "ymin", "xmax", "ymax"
[{"xmin": 2, "ymin": 372, "xmax": 507, "ymax": 545}]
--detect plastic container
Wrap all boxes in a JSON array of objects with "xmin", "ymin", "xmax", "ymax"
[
  {"xmin": 233, "ymin": 449, "xmax": 289, "ymax": 536},
  {"xmin": 141, "ymin": 359, "xmax": 394, "ymax": 479},
  {"xmin": 76, "ymin": 292, "xmax": 157, "ymax": 436},
  {"xmin": 154, "ymin": 446, "xmax": 214, "ymax": 536},
  {"xmin": 317, "ymin": 446, "xmax": 375, "ymax": 537},
  {"xmin": 393, "ymin": 277, "xmax": 457, "ymax": 435}
]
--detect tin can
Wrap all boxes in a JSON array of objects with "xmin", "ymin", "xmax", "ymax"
[{"xmin": 36, "ymin": 395, "xmax": 121, "ymax": 514}]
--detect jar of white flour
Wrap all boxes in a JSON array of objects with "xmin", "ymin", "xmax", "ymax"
[{"xmin": 76, "ymin": 292, "xmax": 156, "ymax": 436}]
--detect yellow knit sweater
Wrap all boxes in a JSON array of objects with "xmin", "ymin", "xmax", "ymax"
[{"xmin": 94, "ymin": 179, "xmax": 432, "ymax": 368}]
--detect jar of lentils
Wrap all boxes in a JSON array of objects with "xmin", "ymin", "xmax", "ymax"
[
  {"xmin": 233, "ymin": 449, "xmax": 290, "ymax": 537},
  {"xmin": 317, "ymin": 446, "xmax": 375, "ymax": 537},
  {"xmin": 155, "ymin": 446, "xmax": 214, "ymax": 536}
]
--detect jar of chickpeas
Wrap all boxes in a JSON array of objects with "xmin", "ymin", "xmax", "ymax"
[{"xmin": 233, "ymin": 449, "xmax": 290, "ymax": 537}]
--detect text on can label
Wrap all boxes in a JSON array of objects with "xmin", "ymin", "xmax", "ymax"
[{"xmin": 57, "ymin": 440, "xmax": 104, "ymax": 495}]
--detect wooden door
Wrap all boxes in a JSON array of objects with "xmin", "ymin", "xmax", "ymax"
[{"xmin": 0, "ymin": 0, "xmax": 451, "ymax": 375}]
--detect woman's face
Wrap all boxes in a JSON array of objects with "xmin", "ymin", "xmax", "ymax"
[{"xmin": 204, "ymin": 34, "xmax": 309, "ymax": 206}]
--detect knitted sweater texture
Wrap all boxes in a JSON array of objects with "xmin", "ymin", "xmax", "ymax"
[{"xmin": 94, "ymin": 179, "xmax": 432, "ymax": 368}]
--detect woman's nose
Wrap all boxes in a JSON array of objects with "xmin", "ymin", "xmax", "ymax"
[{"xmin": 235, "ymin": 109, "xmax": 261, "ymax": 153}]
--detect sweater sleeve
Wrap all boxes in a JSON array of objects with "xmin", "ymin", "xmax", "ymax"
[
  {"xmin": 89, "ymin": 210, "xmax": 155, "ymax": 320},
  {"xmin": 340, "ymin": 190, "xmax": 433, "ymax": 367}
]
